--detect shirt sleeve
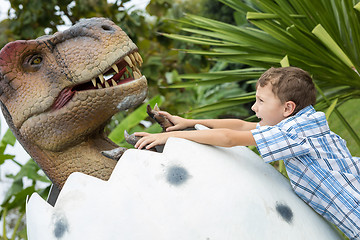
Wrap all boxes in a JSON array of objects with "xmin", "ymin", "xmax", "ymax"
[{"xmin": 251, "ymin": 124, "xmax": 309, "ymax": 163}]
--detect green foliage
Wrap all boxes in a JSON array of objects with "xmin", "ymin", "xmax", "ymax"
[
  {"xmin": 328, "ymin": 99, "xmax": 360, "ymax": 156},
  {"xmin": 0, "ymin": 129, "xmax": 16, "ymax": 165},
  {"xmin": 202, "ymin": 0, "xmax": 237, "ymax": 24},
  {"xmin": 0, "ymin": 127, "xmax": 50, "ymax": 239},
  {"xmin": 316, "ymin": 83, "xmax": 360, "ymax": 147},
  {"xmin": 0, "ymin": 0, "xmax": 139, "ymax": 46},
  {"xmin": 1, "ymin": 159, "xmax": 50, "ymax": 211}
]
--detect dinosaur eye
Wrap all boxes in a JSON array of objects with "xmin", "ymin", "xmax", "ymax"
[
  {"xmin": 31, "ymin": 56, "xmax": 42, "ymax": 65},
  {"xmin": 23, "ymin": 54, "xmax": 43, "ymax": 72}
]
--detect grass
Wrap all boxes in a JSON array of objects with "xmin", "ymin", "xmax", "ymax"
[{"xmin": 327, "ymin": 98, "xmax": 360, "ymax": 156}]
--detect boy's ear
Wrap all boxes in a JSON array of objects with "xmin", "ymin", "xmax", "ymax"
[{"xmin": 283, "ymin": 101, "xmax": 296, "ymax": 117}]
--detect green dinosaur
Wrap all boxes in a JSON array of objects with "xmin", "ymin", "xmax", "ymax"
[{"xmin": 0, "ymin": 18, "xmax": 148, "ymax": 189}]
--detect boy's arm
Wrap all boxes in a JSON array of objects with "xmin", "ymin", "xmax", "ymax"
[
  {"xmin": 134, "ymin": 129, "xmax": 256, "ymax": 150},
  {"xmin": 192, "ymin": 119, "xmax": 257, "ymax": 131},
  {"xmin": 159, "ymin": 111, "xmax": 257, "ymax": 131}
]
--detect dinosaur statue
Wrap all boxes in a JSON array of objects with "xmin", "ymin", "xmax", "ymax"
[{"xmin": 0, "ymin": 17, "xmax": 147, "ymax": 189}]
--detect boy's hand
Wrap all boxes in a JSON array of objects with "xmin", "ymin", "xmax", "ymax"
[
  {"xmin": 134, "ymin": 132, "xmax": 171, "ymax": 150},
  {"xmin": 158, "ymin": 111, "xmax": 192, "ymax": 131}
]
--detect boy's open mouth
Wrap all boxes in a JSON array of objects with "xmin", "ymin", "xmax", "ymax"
[{"xmin": 257, "ymin": 116, "xmax": 263, "ymax": 125}]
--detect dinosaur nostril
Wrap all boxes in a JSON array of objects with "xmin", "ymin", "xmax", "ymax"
[{"xmin": 101, "ymin": 25, "xmax": 113, "ymax": 32}]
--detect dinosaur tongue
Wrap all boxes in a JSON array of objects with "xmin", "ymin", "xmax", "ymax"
[{"xmin": 52, "ymin": 88, "xmax": 75, "ymax": 110}]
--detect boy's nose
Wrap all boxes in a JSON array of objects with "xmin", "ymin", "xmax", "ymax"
[{"xmin": 251, "ymin": 102, "xmax": 256, "ymax": 112}]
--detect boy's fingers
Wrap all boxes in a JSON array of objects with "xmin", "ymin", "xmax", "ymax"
[
  {"xmin": 158, "ymin": 111, "xmax": 171, "ymax": 117},
  {"xmin": 146, "ymin": 141, "xmax": 157, "ymax": 150},
  {"xmin": 159, "ymin": 111, "xmax": 175, "ymax": 121},
  {"xmin": 166, "ymin": 126, "xmax": 177, "ymax": 132},
  {"xmin": 136, "ymin": 139, "xmax": 147, "ymax": 149},
  {"xmin": 134, "ymin": 138, "xmax": 142, "ymax": 148},
  {"xmin": 138, "ymin": 137, "xmax": 155, "ymax": 150},
  {"xmin": 166, "ymin": 125, "xmax": 183, "ymax": 132},
  {"xmin": 134, "ymin": 135, "xmax": 148, "ymax": 148},
  {"xmin": 134, "ymin": 132, "xmax": 148, "ymax": 137}
]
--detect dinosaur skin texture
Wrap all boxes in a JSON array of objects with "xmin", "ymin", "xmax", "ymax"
[{"xmin": 0, "ymin": 18, "xmax": 148, "ymax": 189}]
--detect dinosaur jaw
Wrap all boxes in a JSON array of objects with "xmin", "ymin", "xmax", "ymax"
[
  {"xmin": 52, "ymin": 51, "xmax": 143, "ymax": 110},
  {"xmin": 20, "ymin": 76, "xmax": 147, "ymax": 152}
]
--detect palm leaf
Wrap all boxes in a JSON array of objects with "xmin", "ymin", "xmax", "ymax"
[
  {"xmin": 312, "ymin": 24, "xmax": 355, "ymax": 69},
  {"xmin": 188, "ymin": 94, "xmax": 255, "ymax": 116}
]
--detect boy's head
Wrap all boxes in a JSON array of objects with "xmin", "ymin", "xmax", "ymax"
[{"xmin": 252, "ymin": 67, "xmax": 316, "ymax": 126}]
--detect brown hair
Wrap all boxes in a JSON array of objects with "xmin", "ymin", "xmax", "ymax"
[{"xmin": 256, "ymin": 67, "xmax": 316, "ymax": 115}]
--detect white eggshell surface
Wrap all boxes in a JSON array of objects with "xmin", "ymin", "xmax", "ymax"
[{"xmin": 26, "ymin": 137, "xmax": 341, "ymax": 240}]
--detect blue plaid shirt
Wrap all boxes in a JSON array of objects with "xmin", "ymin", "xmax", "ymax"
[{"xmin": 251, "ymin": 105, "xmax": 360, "ymax": 239}]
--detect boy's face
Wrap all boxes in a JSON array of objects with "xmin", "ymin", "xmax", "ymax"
[{"xmin": 251, "ymin": 84, "xmax": 289, "ymax": 126}]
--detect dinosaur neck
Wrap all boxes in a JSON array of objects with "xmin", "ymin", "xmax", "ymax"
[
  {"xmin": 1, "ymin": 95, "xmax": 118, "ymax": 190},
  {"xmin": 39, "ymin": 135, "xmax": 118, "ymax": 189}
]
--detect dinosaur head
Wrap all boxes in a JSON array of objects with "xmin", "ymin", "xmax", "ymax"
[
  {"xmin": 0, "ymin": 18, "xmax": 147, "ymax": 151},
  {"xmin": 0, "ymin": 18, "xmax": 147, "ymax": 188}
]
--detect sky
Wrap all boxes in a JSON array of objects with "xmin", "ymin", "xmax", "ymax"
[
  {"xmin": 0, "ymin": 0, "xmax": 150, "ymax": 218},
  {"xmin": 0, "ymin": 0, "xmax": 11, "ymax": 20}
]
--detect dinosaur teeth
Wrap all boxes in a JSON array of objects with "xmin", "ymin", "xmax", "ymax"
[
  {"xmin": 91, "ymin": 79, "xmax": 97, "ymax": 87},
  {"xmin": 134, "ymin": 52, "xmax": 143, "ymax": 66},
  {"xmin": 90, "ymin": 52, "xmax": 143, "ymax": 90},
  {"xmin": 129, "ymin": 53, "xmax": 136, "ymax": 65},
  {"xmin": 98, "ymin": 74, "xmax": 105, "ymax": 84},
  {"xmin": 112, "ymin": 64, "xmax": 119, "ymax": 73},
  {"xmin": 132, "ymin": 66, "xmax": 142, "ymax": 79},
  {"xmin": 124, "ymin": 56, "xmax": 133, "ymax": 67},
  {"xmin": 133, "ymin": 71, "xmax": 141, "ymax": 79},
  {"xmin": 130, "ymin": 52, "xmax": 143, "ymax": 67}
]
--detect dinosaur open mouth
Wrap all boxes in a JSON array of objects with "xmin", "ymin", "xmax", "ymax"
[{"xmin": 52, "ymin": 51, "xmax": 143, "ymax": 110}]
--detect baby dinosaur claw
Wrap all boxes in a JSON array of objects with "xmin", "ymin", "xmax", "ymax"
[
  {"xmin": 123, "ymin": 104, "xmax": 171, "ymax": 152},
  {"xmin": 146, "ymin": 104, "xmax": 174, "ymax": 131},
  {"xmin": 124, "ymin": 130, "xmax": 141, "ymax": 146},
  {"xmin": 101, "ymin": 147, "xmax": 127, "ymax": 161}
]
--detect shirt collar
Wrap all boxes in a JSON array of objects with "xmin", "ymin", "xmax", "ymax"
[
  {"xmin": 275, "ymin": 105, "xmax": 315, "ymax": 127},
  {"xmin": 296, "ymin": 105, "xmax": 315, "ymax": 117}
]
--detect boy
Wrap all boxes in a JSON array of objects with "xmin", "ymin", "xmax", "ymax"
[{"xmin": 134, "ymin": 67, "xmax": 360, "ymax": 239}]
